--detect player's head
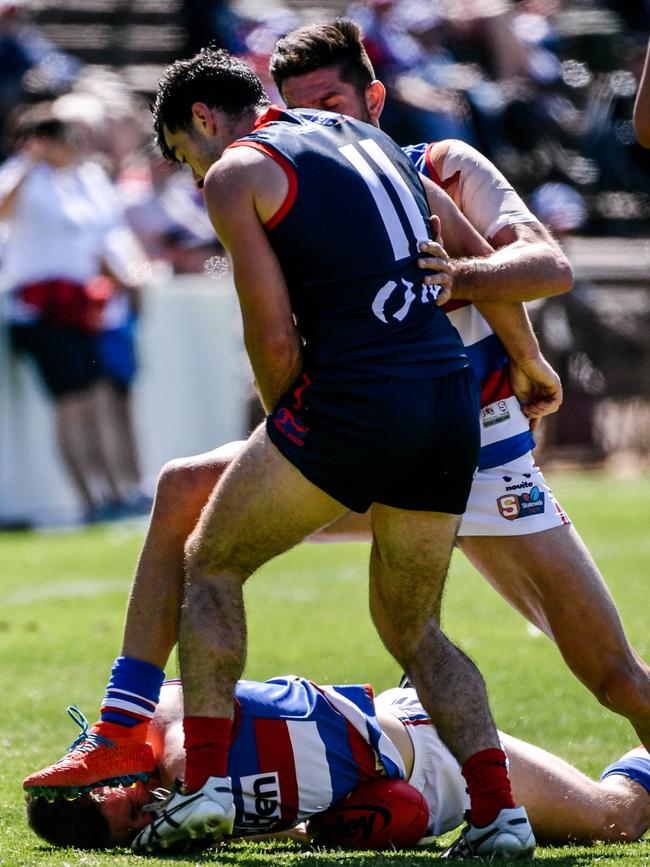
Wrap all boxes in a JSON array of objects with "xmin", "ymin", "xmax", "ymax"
[
  {"xmin": 26, "ymin": 782, "xmax": 153, "ymax": 849},
  {"xmin": 152, "ymin": 47, "xmax": 270, "ymax": 184},
  {"xmin": 270, "ymin": 19, "xmax": 385, "ymax": 127}
]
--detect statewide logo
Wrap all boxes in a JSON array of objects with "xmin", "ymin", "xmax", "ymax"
[
  {"xmin": 236, "ymin": 772, "xmax": 281, "ymax": 833},
  {"xmin": 497, "ymin": 486, "xmax": 545, "ymax": 520},
  {"xmin": 273, "ymin": 407, "xmax": 309, "ymax": 447}
]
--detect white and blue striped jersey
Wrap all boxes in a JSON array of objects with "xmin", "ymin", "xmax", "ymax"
[{"xmin": 227, "ymin": 676, "xmax": 404, "ymax": 835}]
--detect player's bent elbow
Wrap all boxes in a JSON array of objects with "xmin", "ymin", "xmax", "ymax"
[
  {"xmin": 554, "ymin": 253, "xmax": 574, "ymax": 295},
  {"xmin": 544, "ymin": 251, "xmax": 573, "ymax": 297}
]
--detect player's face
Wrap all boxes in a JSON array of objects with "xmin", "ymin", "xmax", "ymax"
[
  {"xmin": 96, "ymin": 781, "xmax": 154, "ymax": 845},
  {"xmin": 281, "ymin": 66, "xmax": 373, "ymax": 124},
  {"xmin": 163, "ymin": 121, "xmax": 222, "ymax": 188}
]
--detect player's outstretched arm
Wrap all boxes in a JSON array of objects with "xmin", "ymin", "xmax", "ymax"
[
  {"xmin": 203, "ymin": 149, "xmax": 303, "ymax": 412},
  {"xmin": 503, "ymin": 732, "xmax": 650, "ymax": 844}
]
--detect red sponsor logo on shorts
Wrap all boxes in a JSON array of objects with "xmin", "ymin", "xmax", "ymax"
[{"xmin": 273, "ymin": 407, "xmax": 309, "ymax": 447}]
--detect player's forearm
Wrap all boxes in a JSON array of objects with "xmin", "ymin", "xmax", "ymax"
[
  {"xmin": 245, "ymin": 330, "xmax": 303, "ymax": 413},
  {"xmin": 451, "ymin": 240, "xmax": 573, "ymax": 302},
  {"xmin": 474, "ymin": 301, "xmax": 540, "ymax": 363}
]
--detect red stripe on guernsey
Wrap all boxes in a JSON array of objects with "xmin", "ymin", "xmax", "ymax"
[
  {"xmin": 480, "ymin": 365, "xmax": 514, "ymax": 407},
  {"xmin": 254, "ymin": 717, "xmax": 299, "ymax": 829},
  {"xmin": 423, "ymin": 142, "xmax": 461, "ymax": 192},
  {"xmin": 252, "ymin": 104, "xmax": 287, "ymax": 130},
  {"xmin": 227, "ymin": 141, "xmax": 298, "ymax": 230},
  {"xmin": 402, "ymin": 718, "xmax": 434, "ymax": 727},
  {"xmin": 424, "ymin": 142, "xmax": 444, "ymax": 188},
  {"xmin": 345, "ymin": 720, "xmax": 377, "ymax": 782}
]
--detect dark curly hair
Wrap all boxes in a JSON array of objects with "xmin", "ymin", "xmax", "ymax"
[
  {"xmin": 152, "ymin": 47, "xmax": 270, "ymax": 161},
  {"xmin": 270, "ymin": 19, "xmax": 375, "ymax": 98},
  {"xmin": 26, "ymin": 793, "xmax": 115, "ymax": 849}
]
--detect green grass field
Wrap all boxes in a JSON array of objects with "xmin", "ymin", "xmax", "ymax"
[{"xmin": 1, "ymin": 470, "xmax": 649, "ymax": 865}]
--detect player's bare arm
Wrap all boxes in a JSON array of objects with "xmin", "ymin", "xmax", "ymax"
[
  {"xmin": 448, "ymin": 221, "xmax": 573, "ymax": 302},
  {"xmin": 203, "ymin": 147, "xmax": 303, "ymax": 412},
  {"xmin": 420, "ymin": 139, "xmax": 573, "ymax": 301}
]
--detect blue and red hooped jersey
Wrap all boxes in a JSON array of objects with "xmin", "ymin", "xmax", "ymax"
[
  {"xmin": 230, "ymin": 106, "xmax": 468, "ymax": 380},
  {"xmin": 224, "ymin": 676, "xmax": 404, "ymax": 835},
  {"xmin": 403, "ymin": 141, "xmax": 535, "ymax": 469}
]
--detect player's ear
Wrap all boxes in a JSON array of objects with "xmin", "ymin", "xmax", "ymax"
[
  {"xmin": 365, "ymin": 80, "xmax": 386, "ymax": 125},
  {"xmin": 191, "ymin": 102, "xmax": 217, "ymax": 134}
]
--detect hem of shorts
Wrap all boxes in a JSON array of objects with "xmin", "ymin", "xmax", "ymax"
[
  {"xmin": 374, "ymin": 496, "xmax": 466, "ymax": 515},
  {"xmin": 458, "ymin": 517, "xmax": 572, "ymax": 537},
  {"xmin": 266, "ymin": 420, "xmax": 369, "ymax": 513}
]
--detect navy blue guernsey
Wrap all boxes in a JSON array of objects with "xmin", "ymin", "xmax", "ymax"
[{"xmin": 231, "ymin": 106, "xmax": 468, "ymax": 379}]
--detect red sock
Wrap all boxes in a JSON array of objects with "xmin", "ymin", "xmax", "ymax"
[
  {"xmin": 462, "ymin": 748, "xmax": 516, "ymax": 827},
  {"xmin": 183, "ymin": 716, "xmax": 232, "ymax": 793}
]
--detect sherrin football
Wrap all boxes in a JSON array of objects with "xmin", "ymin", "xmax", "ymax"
[{"xmin": 307, "ymin": 778, "xmax": 429, "ymax": 849}]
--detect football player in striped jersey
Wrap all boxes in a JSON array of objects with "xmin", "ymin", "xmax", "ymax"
[{"xmin": 26, "ymin": 677, "xmax": 650, "ymax": 853}]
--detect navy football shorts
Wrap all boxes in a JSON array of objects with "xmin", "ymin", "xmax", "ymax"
[{"xmin": 266, "ymin": 366, "xmax": 480, "ymax": 514}]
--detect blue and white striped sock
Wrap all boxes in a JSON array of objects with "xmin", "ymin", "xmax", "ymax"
[
  {"xmin": 601, "ymin": 747, "xmax": 650, "ymax": 794},
  {"xmin": 100, "ymin": 656, "xmax": 165, "ymax": 728}
]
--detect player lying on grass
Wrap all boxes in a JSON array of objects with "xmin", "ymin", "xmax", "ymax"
[{"xmin": 26, "ymin": 676, "xmax": 650, "ymax": 854}]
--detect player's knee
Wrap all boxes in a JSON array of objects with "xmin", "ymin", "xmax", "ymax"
[
  {"xmin": 155, "ymin": 457, "xmax": 225, "ymax": 521},
  {"xmin": 183, "ymin": 528, "xmax": 252, "ymax": 584}
]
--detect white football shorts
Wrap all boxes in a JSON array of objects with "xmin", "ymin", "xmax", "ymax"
[
  {"xmin": 375, "ymin": 688, "xmax": 510, "ymax": 839},
  {"xmin": 458, "ymin": 450, "xmax": 571, "ymax": 537},
  {"xmin": 375, "ymin": 687, "xmax": 467, "ymax": 837}
]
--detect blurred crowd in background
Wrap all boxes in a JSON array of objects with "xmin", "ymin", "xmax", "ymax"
[
  {"xmin": 0, "ymin": 0, "xmax": 649, "ymax": 244},
  {"xmin": 0, "ymin": 0, "xmax": 648, "ymax": 526}
]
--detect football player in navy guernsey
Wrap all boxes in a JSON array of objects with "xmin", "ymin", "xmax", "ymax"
[
  {"xmin": 26, "ymin": 677, "xmax": 650, "ymax": 853},
  {"xmin": 24, "ymin": 48, "xmax": 541, "ymax": 858}
]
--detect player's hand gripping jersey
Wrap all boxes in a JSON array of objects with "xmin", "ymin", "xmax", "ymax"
[
  {"xmin": 231, "ymin": 107, "xmax": 469, "ymax": 379},
  {"xmin": 404, "ymin": 140, "xmax": 537, "ymax": 470}
]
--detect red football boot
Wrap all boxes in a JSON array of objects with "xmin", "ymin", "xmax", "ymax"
[{"xmin": 23, "ymin": 706, "xmax": 155, "ymax": 800}]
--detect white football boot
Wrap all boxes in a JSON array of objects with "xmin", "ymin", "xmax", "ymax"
[
  {"xmin": 443, "ymin": 806, "xmax": 535, "ymax": 860},
  {"xmin": 132, "ymin": 776, "xmax": 236, "ymax": 853}
]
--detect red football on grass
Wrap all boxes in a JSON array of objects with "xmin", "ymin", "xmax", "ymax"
[{"xmin": 307, "ymin": 778, "xmax": 429, "ymax": 849}]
